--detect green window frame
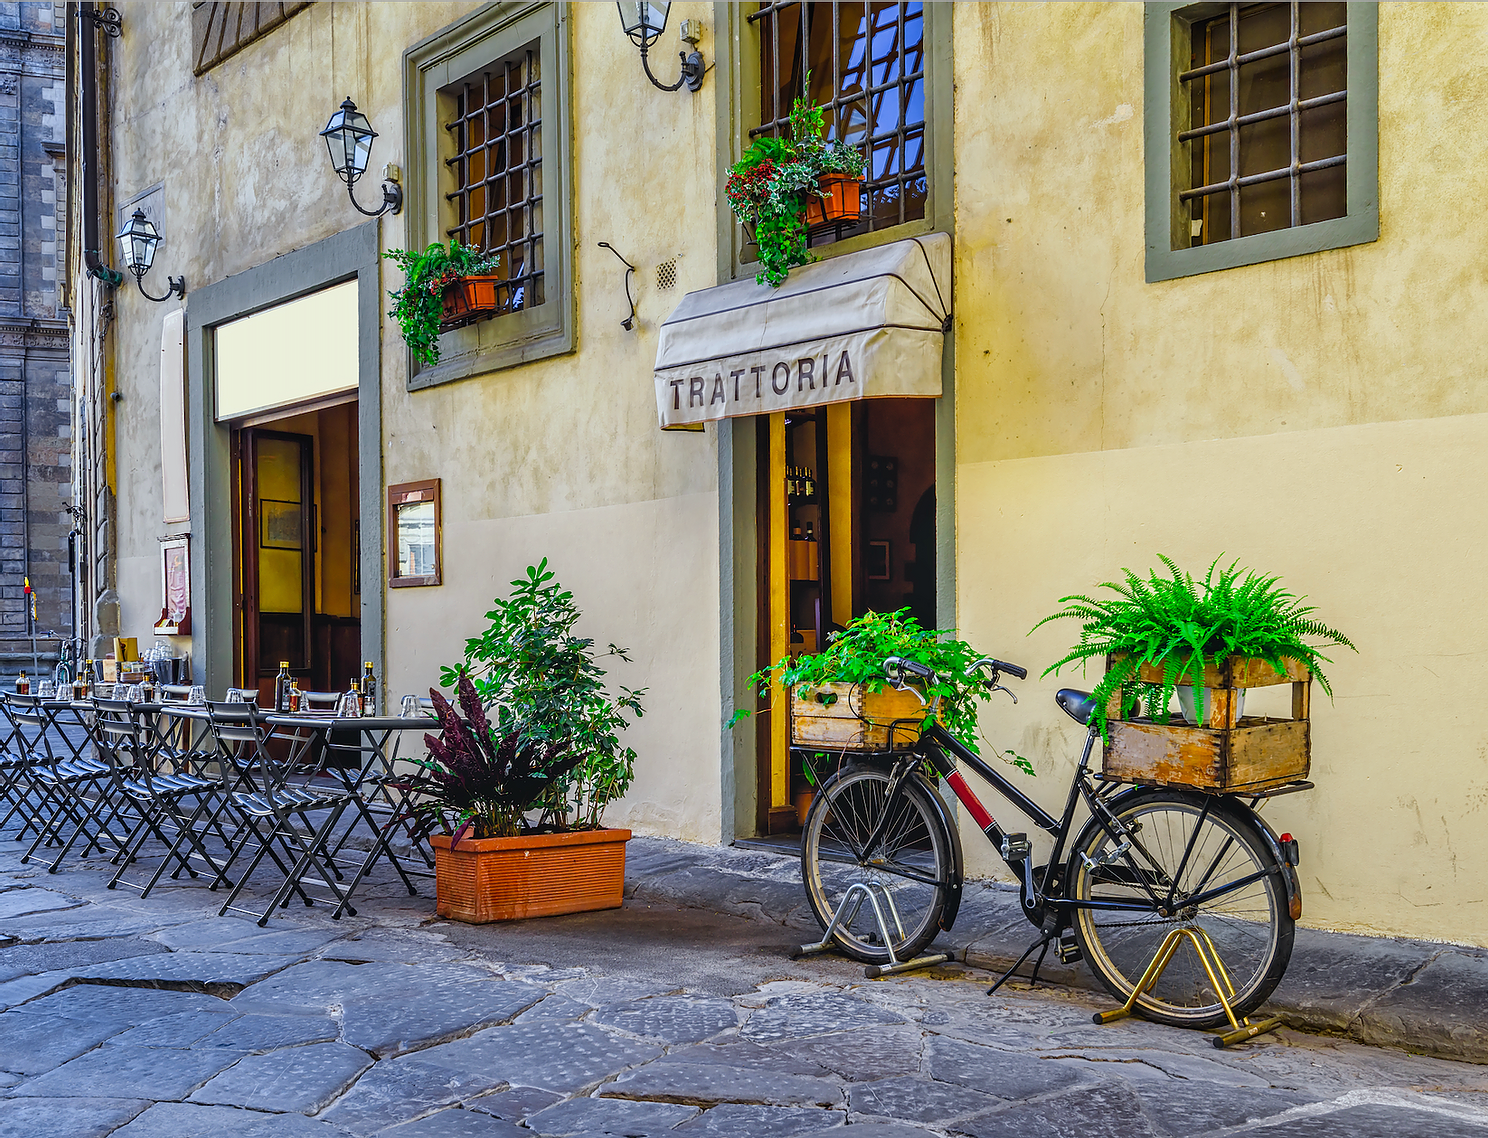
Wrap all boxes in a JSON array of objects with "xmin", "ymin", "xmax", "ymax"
[
  {"xmin": 713, "ymin": 2, "xmax": 953, "ymax": 283},
  {"xmin": 1144, "ymin": 2, "xmax": 1378, "ymax": 283},
  {"xmin": 403, "ymin": 2, "xmax": 574, "ymax": 390}
]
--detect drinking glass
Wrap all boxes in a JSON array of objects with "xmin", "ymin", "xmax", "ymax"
[
  {"xmin": 400, "ymin": 694, "xmax": 419, "ymax": 718},
  {"xmin": 338, "ymin": 691, "xmax": 362, "ymax": 718},
  {"xmin": 187, "ymin": 685, "xmax": 206, "ymax": 705},
  {"xmin": 37, "ymin": 680, "xmax": 54, "ymax": 699}
]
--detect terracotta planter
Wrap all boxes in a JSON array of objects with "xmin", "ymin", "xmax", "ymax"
[
  {"xmin": 430, "ymin": 827, "xmax": 631, "ymax": 923},
  {"xmin": 805, "ymin": 174, "xmax": 863, "ymax": 229},
  {"xmin": 439, "ymin": 274, "xmax": 504, "ymax": 330}
]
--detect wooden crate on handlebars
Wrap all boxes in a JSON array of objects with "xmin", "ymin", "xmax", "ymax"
[
  {"xmin": 790, "ymin": 682, "xmax": 929, "ymax": 752},
  {"xmin": 1101, "ymin": 654, "xmax": 1311, "ymax": 793}
]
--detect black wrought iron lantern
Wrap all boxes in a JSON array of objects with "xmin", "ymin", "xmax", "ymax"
[
  {"xmin": 320, "ymin": 96, "xmax": 403, "ymax": 216},
  {"xmin": 617, "ymin": 2, "xmax": 704, "ymax": 93},
  {"xmin": 115, "ymin": 207, "xmax": 184, "ymax": 301}
]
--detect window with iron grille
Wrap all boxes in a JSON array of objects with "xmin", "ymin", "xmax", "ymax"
[
  {"xmin": 403, "ymin": 3, "xmax": 573, "ymax": 389},
  {"xmin": 443, "ymin": 43, "xmax": 545, "ymax": 315},
  {"xmin": 1144, "ymin": 2, "xmax": 1377, "ymax": 282},
  {"xmin": 750, "ymin": 2, "xmax": 927, "ymax": 247}
]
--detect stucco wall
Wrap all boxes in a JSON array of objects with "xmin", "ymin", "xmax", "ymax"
[
  {"xmin": 951, "ymin": 3, "xmax": 1488, "ymax": 943},
  {"xmin": 101, "ymin": 2, "xmax": 725, "ymax": 841}
]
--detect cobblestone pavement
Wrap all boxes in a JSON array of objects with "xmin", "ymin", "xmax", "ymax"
[{"xmin": 2, "ymin": 831, "xmax": 1488, "ymax": 1138}]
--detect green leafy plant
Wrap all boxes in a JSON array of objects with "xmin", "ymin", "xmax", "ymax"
[
  {"xmin": 1032, "ymin": 556, "xmax": 1356, "ymax": 741},
  {"xmin": 384, "ymin": 240, "xmax": 501, "ymax": 367},
  {"xmin": 731, "ymin": 608, "xmax": 1023, "ymax": 768},
  {"xmin": 406, "ymin": 674, "xmax": 582, "ymax": 842},
  {"xmin": 725, "ymin": 77, "xmax": 867, "ymax": 287},
  {"xmin": 440, "ymin": 559, "xmax": 647, "ymax": 831}
]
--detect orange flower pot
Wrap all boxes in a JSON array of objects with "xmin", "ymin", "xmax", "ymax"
[
  {"xmin": 805, "ymin": 174, "xmax": 863, "ymax": 229},
  {"xmin": 439, "ymin": 274, "xmax": 504, "ymax": 330},
  {"xmin": 430, "ymin": 827, "xmax": 631, "ymax": 923}
]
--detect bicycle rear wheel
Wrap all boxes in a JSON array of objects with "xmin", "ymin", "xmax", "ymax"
[
  {"xmin": 1068, "ymin": 790, "xmax": 1292, "ymax": 1028},
  {"xmin": 800, "ymin": 764, "xmax": 954, "ymax": 965}
]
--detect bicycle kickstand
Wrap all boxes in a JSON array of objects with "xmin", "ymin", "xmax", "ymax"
[
  {"xmin": 986, "ymin": 929, "xmax": 1056, "ymax": 997},
  {"xmin": 795, "ymin": 881, "xmax": 953, "ymax": 979}
]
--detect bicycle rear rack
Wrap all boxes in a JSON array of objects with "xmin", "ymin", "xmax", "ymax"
[
  {"xmin": 795, "ymin": 880, "xmax": 952, "ymax": 978},
  {"xmin": 1093, "ymin": 923, "xmax": 1284, "ymax": 1048}
]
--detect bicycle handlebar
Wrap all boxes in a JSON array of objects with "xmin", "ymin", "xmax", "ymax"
[{"xmin": 883, "ymin": 655, "xmax": 1028, "ymax": 685}]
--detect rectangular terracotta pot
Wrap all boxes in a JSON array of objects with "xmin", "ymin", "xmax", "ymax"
[
  {"xmin": 430, "ymin": 827, "xmax": 631, "ymax": 923},
  {"xmin": 805, "ymin": 174, "xmax": 863, "ymax": 228},
  {"xmin": 439, "ymin": 274, "xmax": 504, "ymax": 328}
]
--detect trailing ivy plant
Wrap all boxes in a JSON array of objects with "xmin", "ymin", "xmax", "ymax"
[
  {"xmin": 730, "ymin": 608, "xmax": 1032, "ymax": 773},
  {"xmin": 1032, "ymin": 555, "xmax": 1356, "ymax": 741},
  {"xmin": 440, "ymin": 559, "xmax": 647, "ymax": 831},
  {"xmin": 725, "ymin": 77, "xmax": 867, "ymax": 287},
  {"xmin": 384, "ymin": 240, "xmax": 501, "ymax": 368}
]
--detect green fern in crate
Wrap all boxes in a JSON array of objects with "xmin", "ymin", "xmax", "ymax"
[{"xmin": 1031, "ymin": 556, "xmax": 1356, "ymax": 740}]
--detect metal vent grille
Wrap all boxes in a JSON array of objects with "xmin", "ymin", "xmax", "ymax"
[{"xmin": 656, "ymin": 260, "xmax": 677, "ymax": 291}]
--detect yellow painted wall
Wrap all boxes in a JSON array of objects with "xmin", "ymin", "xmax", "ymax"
[{"xmin": 952, "ymin": 3, "xmax": 1488, "ymax": 943}]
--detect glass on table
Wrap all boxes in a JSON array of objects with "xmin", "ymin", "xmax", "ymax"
[
  {"xmin": 400, "ymin": 694, "xmax": 419, "ymax": 718},
  {"xmin": 337, "ymin": 690, "xmax": 362, "ymax": 718},
  {"xmin": 36, "ymin": 680, "xmax": 55, "ymax": 699},
  {"xmin": 187, "ymin": 685, "xmax": 206, "ymax": 705}
]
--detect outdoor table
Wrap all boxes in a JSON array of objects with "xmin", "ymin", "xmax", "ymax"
[{"xmin": 264, "ymin": 713, "xmax": 438, "ymax": 918}]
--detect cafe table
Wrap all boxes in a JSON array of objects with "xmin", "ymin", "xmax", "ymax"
[{"xmin": 264, "ymin": 711, "xmax": 438, "ymax": 918}]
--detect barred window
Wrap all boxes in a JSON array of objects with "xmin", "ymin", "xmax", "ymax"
[
  {"xmin": 751, "ymin": 2, "xmax": 926, "ymax": 245},
  {"xmin": 1181, "ymin": 2, "xmax": 1347, "ymax": 247},
  {"xmin": 443, "ymin": 44, "xmax": 544, "ymax": 315}
]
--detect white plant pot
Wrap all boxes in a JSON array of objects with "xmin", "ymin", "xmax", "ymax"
[{"xmin": 1176, "ymin": 685, "xmax": 1245, "ymax": 727}]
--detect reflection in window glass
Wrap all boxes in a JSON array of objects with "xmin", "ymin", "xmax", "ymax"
[{"xmin": 396, "ymin": 500, "xmax": 437, "ymax": 579}]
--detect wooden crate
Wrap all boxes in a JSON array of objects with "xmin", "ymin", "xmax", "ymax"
[
  {"xmin": 790, "ymin": 682, "xmax": 928, "ymax": 752},
  {"xmin": 1101, "ymin": 655, "xmax": 1311, "ymax": 793}
]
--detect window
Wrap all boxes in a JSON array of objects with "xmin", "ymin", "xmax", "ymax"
[
  {"xmin": 752, "ymin": 2, "xmax": 927, "ymax": 245},
  {"xmin": 403, "ymin": 4, "xmax": 572, "ymax": 389},
  {"xmin": 191, "ymin": 2, "xmax": 311, "ymax": 76},
  {"xmin": 444, "ymin": 44, "xmax": 544, "ymax": 316},
  {"xmin": 1144, "ymin": 2, "xmax": 1377, "ymax": 282},
  {"xmin": 717, "ymin": 2, "xmax": 950, "ymax": 279}
]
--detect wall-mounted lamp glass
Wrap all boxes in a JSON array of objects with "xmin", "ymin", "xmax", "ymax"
[
  {"xmin": 617, "ymin": 3, "xmax": 704, "ymax": 93},
  {"xmin": 115, "ymin": 208, "xmax": 185, "ymax": 301},
  {"xmin": 320, "ymin": 97, "xmax": 403, "ymax": 217}
]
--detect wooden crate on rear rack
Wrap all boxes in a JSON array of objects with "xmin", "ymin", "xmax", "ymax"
[
  {"xmin": 1101, "ymin": 655, "xmax": 1311, "ymax": 793},
  {"xmin": 790, "ymin": 683, "xmax": 929, "ymax": 752}
]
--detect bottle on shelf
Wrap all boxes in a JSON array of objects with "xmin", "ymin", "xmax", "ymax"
[
  {"xmin": 274, "ymin": 661, "xmax": 292, "ymax": 712},
  {"xmin": 361, "ymin": 661, "xmax": 377, "ymax": 717},
  {"xmin": 803, "ymin": 470, "xmax": 816, "ymax": 500},
  {"xmin": 792, "ymin": 522, "xmax": 803, "ymax": 541}
]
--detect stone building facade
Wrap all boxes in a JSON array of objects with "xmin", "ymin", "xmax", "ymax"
[{"xmin": 0, "ymin": 1, "xmax": 70, "ymax": 679}]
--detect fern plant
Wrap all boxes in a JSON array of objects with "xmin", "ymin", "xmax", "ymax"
[
  {"xmin": 384, "ymin": 240, "xmax": 502, "ymax": 367},
  {"xmin": 1032, "ymin": 556, "xmax": 1356, "ymax": 740}
]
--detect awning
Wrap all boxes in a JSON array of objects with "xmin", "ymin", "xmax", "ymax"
[{"xmin": 654, "ymin": 232, "xmax": 950, "ymax": 430}]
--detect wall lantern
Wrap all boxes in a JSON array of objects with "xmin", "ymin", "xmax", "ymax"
[
  {"xmin": 115, "ymin": 208, "xmax": 185, "ymax": 301},
  {"xmin": 320, "ymin": 97, "xmax": 403, "ymax": 217},
  {"xmin": 617, "ymin": 3, "xmax": 704, "ymax": 93}
]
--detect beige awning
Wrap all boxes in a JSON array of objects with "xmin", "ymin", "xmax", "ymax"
[{"xmin": 654, "ymin": 232, "xmax": 950, "ymax": 430}]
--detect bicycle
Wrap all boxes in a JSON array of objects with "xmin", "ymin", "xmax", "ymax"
[{"xmin": 798, "ymin": 655, "xmax": 1305, "ymax": 1030}]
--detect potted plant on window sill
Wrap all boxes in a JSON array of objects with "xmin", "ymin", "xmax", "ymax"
[
  {"xmin": 732, "ymin": 608, "xmax": 1035, "ymax": 776},
  {"xmin": 384, "ymin": 240, "xmax": 502, "ymax": 367},
  {"xmin": 726, "ymin": 78, "xmax": 868, "ymax": 287},
  {"xmin": 409, "ymin": 560, "xmax": 647, "ymax": 923}
]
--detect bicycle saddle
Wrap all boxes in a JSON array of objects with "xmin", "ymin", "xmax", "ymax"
[{"xmin": 1056, "ymin": 689, "xmax": 1097, "ymax": 726}]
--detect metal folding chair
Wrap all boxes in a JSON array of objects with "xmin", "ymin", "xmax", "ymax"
[
  {"xmin": 94, "ymin": 698, "xmax": 233, "ymax": 897},
  {"xmin": 206, "ymin": 701, "xmax": 358, "ymax": 925},
  {"xmin": 0, "ymin": 694, "xmax": 48, "ymax": 842}
]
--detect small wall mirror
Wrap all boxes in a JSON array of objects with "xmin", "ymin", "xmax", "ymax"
[{"xmin": 388, "ymin": 478, "xmax": 442, "ymax": 587}]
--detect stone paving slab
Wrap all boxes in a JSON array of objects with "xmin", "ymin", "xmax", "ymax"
[
  {"xmin": 466, "ymin": 1086, "xmax": 564, "ymax": 1122},
  {"xmin": 109, "ymin": 1101, "xmax": 355, "ymax": 1137},
  {"xmin": 102, "ymin": 1009, "xmax": 241, "ymax": 1050},
  {"xmin": 1116, "ymin": 1077, "xmax": 1319, "ymax": 1136},
  {"xmin": 953, "ymin": 1081, "xmax": 1158, "ymax": 1138},
  {"xmin": 925, "ymin": 1033, "xmax": 1086, "ymax": 1100},
  {"xmin": 672, "ymin": 1104, "xmax": 847, "ymax": 1138},
  {"xmin": 0, "ymin": 887, "xmax": 83, "ymax": 919},
  {"xmin": 1354, "ymin": 950, "xmax": 1488, "ymax": 1063},
  {"xmin": 194, "ymin": 1012, "xmax": 339, "ymax": 1052},
  {"xmin": 740, "ymin": 990, "xmax": 906, "ymax": 1042},
  {"xmin": 849, "ymin": 1074, "xmax": 1008, "ymax": 1123},
  {"xmin": 1243, "ymin": 1101, "xmax": 1488, "ymax": 1136},
  {"xmin": 319, "ymin": 1057, "xmax": 508, "ymax": 1136},
  {"xmin": 517, "ymin": 994, "xmax": 592, "ymax": 1023},
  {"xmin": 339, "ymin": 978, "xmax": 546, "ymax": 1057},
  {"xmin": 9, "ymin": 1043, "xmax": 242, "ymax": 1101},
  {"xmin": 7, "ymin": 981, "xmax": 227, "ymax": 1023},
  {"xmin": 189, "ymin": 1040, "xmax": 374, "ymax": 1113},
  {"xmin": 592, "ymin": 995, "xmax": 740, "ymax": 1043},
  {"xmin": 0, "ymin": 970, "xmax": 69, "ymax": 1011},
  {"xmin": 0, "ymin": 1008, "xmax": 126, "ymax": 1074},
  {"xmin": 0, "ymin": 934, "xmax": 169, "ymax": 983},
  {"xmin": 602, "ymin": 1061, "xmax": 843, "ymax": 1108},
  {"xmin": 526, "ymin": 1095, "xmax": 701, "ymax": 1135},
  {"xmin": 149, "ymin": 922, "xmax": 348, "ymax": 958},
  {"xmin": 380, "ymin": 1109, "xmax": 529, "ymax": 1137},
  {"xmin": 415, "ymin": 1022, "xmax": 663, "ymax": 1094},
  {"xmin": 65, "ymin": 950, "xmax": 292, "ymax": 993},
  {"xmin": 0, "ymin": 1095, "xmax": 150, "ymax": 1138}
]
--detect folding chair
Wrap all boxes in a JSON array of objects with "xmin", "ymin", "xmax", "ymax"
[
  {"xmin": 94, "ymin": 698, "xmax": 233, "ymax": 897},
  {"xmin": 206, "ymin": 701, "xmax": 358, "ymax": 925},
  {"xmin": 0, "ymin": 694, "xmax": 47, "ymax": 841}
]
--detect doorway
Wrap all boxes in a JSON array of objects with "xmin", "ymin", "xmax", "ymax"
[
  {"xmin": 232, "ymin": 400, "xmax": 361, "ymax": 703},
  {"xmin": 755, "ymin": 396, "xmax": 938, "ymax": 835}
]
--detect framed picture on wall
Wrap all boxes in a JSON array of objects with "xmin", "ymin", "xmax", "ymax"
[
  {"xmin": 866, "ymin": 540, "xmax": 892, "ymax": 581},
  {"xmin": 154, "ymin": 537, "xmax": 191, "ymax": 634},
  {"xmin": 388, "ymin": 478, "xmax": 442, "ymax": 587},
  {"xmin": 260, "ymin": 500, "xmax": 302, "ymax": 550}
]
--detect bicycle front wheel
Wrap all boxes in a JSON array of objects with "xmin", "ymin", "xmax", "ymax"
[
  {"xmin": 1069, "ymin": 790, "xmax": 1293, "ymax": 1028},
  {"xmin": 800, "ymin": 764, "xmax": 954, "ymax": 965}
]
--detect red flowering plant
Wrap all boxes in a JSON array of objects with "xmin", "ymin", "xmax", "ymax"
[
  {"xmin": 384, "ymin": 240, "xmax": 501, "ymax": 367},
  {"xmin": 726, "ymin": 80, "xmax": 866, "ymax": 286}
]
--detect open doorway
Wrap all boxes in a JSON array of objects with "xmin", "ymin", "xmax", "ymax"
[
  {"xmin": 755, "ymin": 396, "xmax": 938, "ymax": 835},
  {"xmin": 232, "ymin": 399, "xmax": 361, "ymax": 703}
]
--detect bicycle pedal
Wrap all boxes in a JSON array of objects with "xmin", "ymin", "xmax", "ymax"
[
  {"xmin": 1000, "ymin": 832, "xmax": 1031, "ymax": 862},
  {"xmin": 1057, "ymin": 932, "xmax": 1082, "ymax": 964}
]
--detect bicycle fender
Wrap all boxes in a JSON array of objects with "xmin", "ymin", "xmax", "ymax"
[
  {"xmin": 917, "ymin": 773, "xmax": 965, "ymax": 932},
  {"xmin": 1245, "ymin": 808, "xmax": 1303, "ymax": 920}
]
